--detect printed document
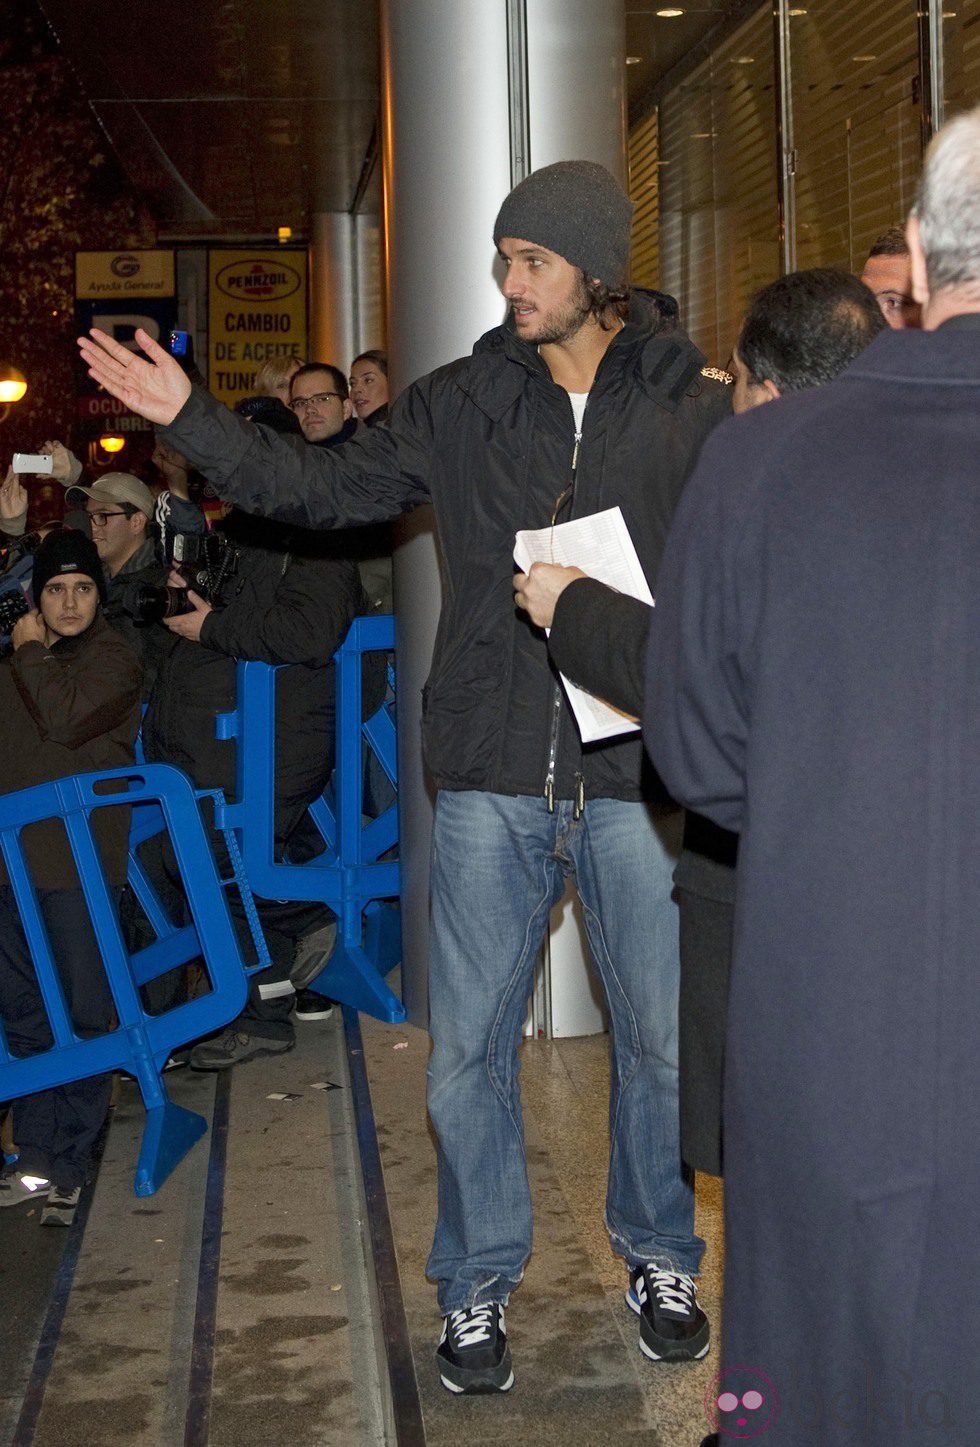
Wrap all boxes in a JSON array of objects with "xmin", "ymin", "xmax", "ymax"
[{"xmin": 514, "ymin": 506, "xmax": 653, "ymax": 744}]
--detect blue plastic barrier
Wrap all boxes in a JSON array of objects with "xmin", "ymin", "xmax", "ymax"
[
  {"xmin": 215, "ymin": 613, "xmax": 404, "ymax": 1023},
  {"xmin": 0, "ymin": 764, "xmax": 262, "ymax": 1194}
]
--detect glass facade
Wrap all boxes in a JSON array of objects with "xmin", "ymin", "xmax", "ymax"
[{"xmin": 629, "ymin": 0, "xmax": 979, "ymax": 362}]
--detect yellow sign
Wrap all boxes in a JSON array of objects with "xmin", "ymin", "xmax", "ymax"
[
  {"xmin": 208, "ymin": 250, "xmax": 307, "ymax": 410},
  {"xmin": 75, "ymin": 250, "xmax": 175, "ymax": 299}
]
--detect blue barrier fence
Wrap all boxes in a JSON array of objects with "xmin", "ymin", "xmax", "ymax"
[
  {"xmin": 216, "ymin": 613, "xmax": 403, "ymax": 1023},
  {"xmin": 0, "ymin": 615, "xmax": 401, "ymax": 1194},
  {"xmin": 0, "ymin": 765, "xmax": 253, "ymax": 1194}
]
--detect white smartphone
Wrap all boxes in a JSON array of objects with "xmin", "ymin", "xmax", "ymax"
[{"xmin": 11, "ymin": 453, "xmax": 53, "ymax": 474}]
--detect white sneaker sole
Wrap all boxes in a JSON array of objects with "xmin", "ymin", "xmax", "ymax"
[
  {"xmin": 639, "ymin": 1337, "xmax": 710, "ymax": 1362},
  {"xmin": 439, "ymin": 1369, "xmax": 515, "ymax": 1394}
]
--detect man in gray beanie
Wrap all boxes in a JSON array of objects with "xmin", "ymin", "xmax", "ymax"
[{"xmin": 81, "ymin": 159, "xmax": 732, "ymax": 1395}]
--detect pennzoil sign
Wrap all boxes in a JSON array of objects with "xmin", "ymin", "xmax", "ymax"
[{"xmin": 215, "ymin": 259, "xmax": 302, "ymax": 302}]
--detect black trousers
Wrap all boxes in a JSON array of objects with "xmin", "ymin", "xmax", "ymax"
[
  {"xmin": 676, "ymin": 885, "xmax": 734, "ymax": 1179},
  {"xmin": 0, "ymin": 887, "xmax": 113, "ymax": 1191}
]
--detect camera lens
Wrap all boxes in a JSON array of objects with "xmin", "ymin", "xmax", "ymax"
[{"xmin": 122, "ymin": 582, "xmax": 195, "ymax": 623}]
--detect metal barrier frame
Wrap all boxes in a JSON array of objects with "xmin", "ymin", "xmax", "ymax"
[
  {"xmin": 214, "ymin": 613, "xmax": 404, "ymax": 1023},
  {"xmin": 0, "ymin": 764, "xmax": 251, "ymax": 1195}
]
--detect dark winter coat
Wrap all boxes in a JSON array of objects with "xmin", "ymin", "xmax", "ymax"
[
  {"xmin": 102, "ymin": 534, "xmax": 174, "ymax": 699},
  {"xmin": 161, "ymin": 291, "xmax": 730, "ymax": 803},
  {"xmin": 0, "ymin": 610, "xmax": 142, "ymax": 888},
  {"xmin": 644, "ymin": 314, "xmax": 980, "ymax": 1445},
  {"xmin": 141, "ymin": 512, "xmax": 365, "ymax": 849}
]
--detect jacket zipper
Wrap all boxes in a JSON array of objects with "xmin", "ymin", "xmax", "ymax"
[{"xmin": 544, "ymin": 428, "xmax": 584, "ymax": 817}]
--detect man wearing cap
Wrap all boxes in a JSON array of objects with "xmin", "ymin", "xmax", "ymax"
[
  {"xmin": 0, "ymin": 531, "xmax": 141, "ymax": 1225},
  {"xmin": 65, "ymin": 471, "xmax": 169, "ymax": 696},
  {"xmin": 81, "ymin": 160, "xmax": 730, "ymax": 1392}
]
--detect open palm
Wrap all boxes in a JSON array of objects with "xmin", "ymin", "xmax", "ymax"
[{"xmin": 77, "ymin": 327, "xmax": 192, "ymax": 426}]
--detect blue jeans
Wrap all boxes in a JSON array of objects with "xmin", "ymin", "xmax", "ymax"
[{"xmin": 426, "ymin": 790, "xmax": 703, "ymax": 1314}]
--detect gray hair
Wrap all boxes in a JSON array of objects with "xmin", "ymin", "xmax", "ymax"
[{"xmin": 913, "ymin": 103, "xmax": 980, "ymax": 296}]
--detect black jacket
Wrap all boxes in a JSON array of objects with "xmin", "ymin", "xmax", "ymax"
[
  {"xmin": 141, "ymin": 512, "xmax": 365, "ymax": 847},
  {"xmin": 102, "ymin": 534, "xmax": 174, "ymax": 700},
  {"xmin": 162, "ymin": 291, "xmax": 730, "ymax": 802}
]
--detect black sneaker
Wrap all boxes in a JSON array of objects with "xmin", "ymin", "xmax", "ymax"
[
  {"xmin": 294, "ymin": 989, "xmax": 335, "ymax": 1022},
  {"xmin": 41, "ymin": 1184, "xmax": 81, "ymax": 1227},
  {"xmin": 436, "ymin": 1303, "xmax": 514, "ymax": 1394},
  {"xmin": 626, "ymin": 1265, "xmax": 710, "ymax": 1362}
]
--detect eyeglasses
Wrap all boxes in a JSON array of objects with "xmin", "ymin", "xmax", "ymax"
[
  {"xmin": 87, "ymin": 510, "xmax": 131, "ymax": 527},
  {"xmin": 289, "ymin": 391, "xmax": 343, "ymax": 413}
]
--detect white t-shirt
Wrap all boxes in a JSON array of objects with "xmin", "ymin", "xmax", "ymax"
[{"xmin": 568, "ymin": 391, "xmax": 589, "ymax": 437}]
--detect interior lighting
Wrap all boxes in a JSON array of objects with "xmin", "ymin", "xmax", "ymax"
[
  {"xmin": 656, "ymin": 8, "xmax": 685, "ymax": 15},
  {"xmin": 788, "ymin": 7, "xmax": 808, "ymax": 14},
  {"xmin": 99, "ymin": 434, "xmax": 126, "ymax": 454},
  {"xmin": 0, "ymin": 364, "xmax": 27, "ymax": 405},
  {"xmin": 732, "ymin": 56, "xmax": 756, "ymax": 63},
  {"xmin": 626, "ymin": 55, "xmax": 643, "ymax": 63},
  {"xmin": 277, "ymin": 225, "xmax": 293, "ymax": 243}
]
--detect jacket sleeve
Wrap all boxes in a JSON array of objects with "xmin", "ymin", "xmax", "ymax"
[
  {"xmin": 643, "ymin": 418, "xmax": 764, "ymax": 834},
  {"xmin": 159, "ymin": 379, "xmax": 434, "ymax": 531},
  {"xmin": 11, "ymin": 633, "xmax": 142, "ymax": 748},
  {"xmin": 199, "ymin": 554, "xmax": 361, "ymax": 667},
  {"xmin": 548, "ymin": 579, "xmax": 650, "ymax": 719}
]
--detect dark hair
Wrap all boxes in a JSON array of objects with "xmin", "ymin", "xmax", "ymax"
[
  {"xmin": 290, "ymin": 361, "xmax": 349, "ymax": 400},
  {"xmin": 866, "ymin": 225, "xmax": 909, "ymax": 259},
  {"xmin": 737, "ymin": 268, "xmax": 887, "ymax": 394},
  {"xmin": 351, "ymin": 349, "xmax": 388, "ymax": 377},
  {"xmin": 583, "ymin": 274, "xmax": 630, "ymax": 329}
]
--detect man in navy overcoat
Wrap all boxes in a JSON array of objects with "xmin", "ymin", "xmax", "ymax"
[{"xmin": 646, "ymin": 105, "xmax": 980, "ymax": 1446}]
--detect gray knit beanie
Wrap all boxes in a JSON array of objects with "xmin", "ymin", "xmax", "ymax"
[{"xmin": 493, "ymin": 160, "xmax": 634, "ymax": 289}]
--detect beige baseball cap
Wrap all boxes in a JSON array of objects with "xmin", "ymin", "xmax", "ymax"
[{"xmin": 66, "ymin": 471, "xmax": 155, "ymax": 520}]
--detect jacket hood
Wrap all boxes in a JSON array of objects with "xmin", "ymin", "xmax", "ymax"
[{"xmin": 463, "ymin": 287, "xmax": 706, "ymax": 419}]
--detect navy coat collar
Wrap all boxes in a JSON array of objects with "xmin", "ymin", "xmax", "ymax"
[{"xmin": 844, "ymin": 315, "xmax": 980, "ymax": 385}]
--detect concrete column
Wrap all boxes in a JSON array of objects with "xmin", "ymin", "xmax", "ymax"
[
  {"xmin": 353, "ymin": 212, "xmax": 386, "ymax": 355},
  {"xmin": 525, "ymin": 0, "xmax": 626, "ymax": 177},
  {"xmin": 381, "ymin": 0, "xmax": 512, "ymax": 1025},
  {"xmin": 310, "ymin": 212, "xmax": 357, "ymax": 369},
  {"xmin": 382, "ymin": 0, "xmax": 627, "ymax": 1028}
]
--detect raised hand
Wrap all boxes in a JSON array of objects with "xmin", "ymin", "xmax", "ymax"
[
  {"xmin": 0, "ymin": 465, "xmax": 27, "ymax": 522},
  {"xmin": 40, "ymin": 440, "xmax": 78, "ymax": 483},
  {"xmin": 76, "ymin": 327, "xmax": 192, "ymax": 426}
]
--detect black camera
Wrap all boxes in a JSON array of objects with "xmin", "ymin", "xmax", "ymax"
[
  {"xmin": 0, "ymin": 588, "xmax": 30, "ymax": 633},
  {"xmin": 122, "ymin": 530, "xmax": 238, "ymax": 625}
]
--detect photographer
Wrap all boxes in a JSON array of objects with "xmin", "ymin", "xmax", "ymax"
[
  {"xmin": 0, "ymin": 531, "xmax": 141, "ymax": 1224},
  {"xmin": 65, "ymin": 473, "xmax": 171, "ymax": 697},
  {"xmin": 140, "ymin": 507, "xmax": 366, "ymax": 1069}
]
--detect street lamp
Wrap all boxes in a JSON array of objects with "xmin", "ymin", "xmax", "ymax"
[{"xmin": 0, "ymin": 364, "xmax": 27, "ymax": 424}]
